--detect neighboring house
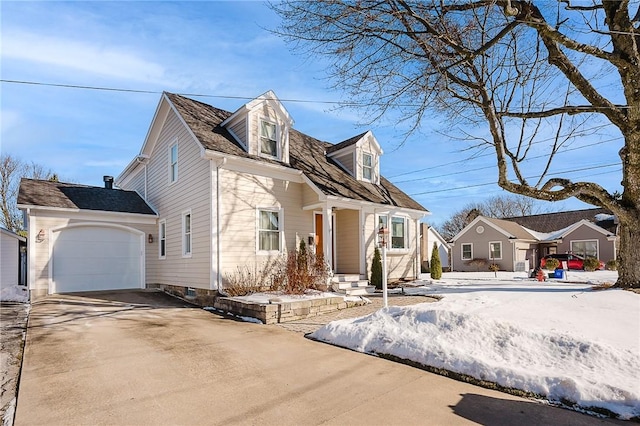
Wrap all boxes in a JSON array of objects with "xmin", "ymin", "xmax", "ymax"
[
  {"xmin": 1, "ymin": 227, "xmax": 26, "ymax": 288},
  {"xmin": 419, "ymin": 223, "xmax": 450, "ymax": 271},
  {"xmin": 17, "ymin": 178, "xmax": 157, "ymax": 298},
  {"xmin": 19, "ymin": 91, "xmax": 429, "ymax": 300},
  {"xmin": 450, "ymin": 208, "xmax": 618, "ymax": 272}
]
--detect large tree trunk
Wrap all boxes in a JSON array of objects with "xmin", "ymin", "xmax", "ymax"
[{"xmin": 616, "ymin": 213, "xmax": 640, "ymax": 288}]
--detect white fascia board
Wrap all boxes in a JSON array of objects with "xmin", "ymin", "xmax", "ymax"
[
  {"xmin": 17, "ymin": 205, "xmax": 158, "ymax": 224},
  {"xmin": 557, "ymin": 219, "xmax": 615, "ymax": 239},
  {"xmin": 301, "ymin": 174, "xmax": 326, "ymax": 201},
  {"xmin": 203, "ymin": 150, "xmax": 304, "ymax": 183},
  {"xmin": 361, "ymin": 131, "xmax": 383, "ymax": 155},
  {"xmin": 220, "ymin": 105, "xmax": 250, "ymax": 127},
  {"xmin": 327, "ymin": 196, "xmax": 429, "ymax": 219},
  {"xmin": 451, "ymin": 216, "xmax": 511, "ymax": 242},
  {"xmin": 0, "ymin": 227, "xmax": 26, "ymax": 242},
  {"xmin": 327, "ymin": 143, "xmax": 356, "ymax": 159}
]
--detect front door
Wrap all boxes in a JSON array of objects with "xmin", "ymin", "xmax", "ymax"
[{"xmin": 314, "ymin": 213, "xmax": 324, "ymax": 258}]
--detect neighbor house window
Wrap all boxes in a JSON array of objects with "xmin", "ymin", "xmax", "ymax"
[
  {"xmin": 159, "ymin": 220, "xmax": 166, "ymax": 259},
  {"xmin": 258, "ymin": 209, "xmax": 281, "ymax": 252},
  {"xmin": 462, "ymin": 243, "xmax": 473, "ymax": 260},
  {"xmin": 169, "ymin": 143, "xmax": 178, "ymax": 183},
  {"xmin": 391, "ymin": 216, "xmax": 407, "ymax": 249},
  {"xmin": 362, "ymin": 153, "xmax": 373, "ymax": 181},
  {"xmin": 571, "ymin": 240, "xmax": 598, "ymax": 258},
  {"xmin": 182, "ymin": 211, "xmax": 192, "ymax": 257},
  {"xmin": 260, "ymin": 120, "xmax": 277, "ymax": 157},
  {"xmin": 489, "ymin": 241, "xmax": 502, "ymax": 260}
]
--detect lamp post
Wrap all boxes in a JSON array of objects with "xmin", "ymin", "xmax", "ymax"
[{"xmin": 378, "ymin": 225, "xmax": 389, "ymax": 308}]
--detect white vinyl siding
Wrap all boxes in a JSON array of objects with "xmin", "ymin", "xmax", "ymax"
[
  {"xmin": 182, "ymin": 210, "xmax": 192, "ymax": 257},
  {"xmin": 229, "ymin": 117, "xmax": 247, "ymax": 148},
  {"xmin": 169, "ymin": 142, "xmax": 178, "ymax": 184},
  {"xmin": 489, "ymin": 241, "xmax": 502, "ymax": 260},
  {"xmin": 257, "ymin": 209, "xmax": 282, "ymax": 253},
  {"xmin": 159, "ymin": 220, "xmax": 166, "ymax": 259},
  {"xmin": 462, "ymin": 243, "xmax": 473, "ymax": 260}
]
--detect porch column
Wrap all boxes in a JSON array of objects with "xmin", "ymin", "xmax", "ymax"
[{"xmin": 323, "ymin": 206, "xmax": 333, "ymax": 271}]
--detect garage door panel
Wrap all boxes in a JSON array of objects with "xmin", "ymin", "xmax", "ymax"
[{"xmin": 52, "ymin": 226, "xmax": 143, "ymax": 293}]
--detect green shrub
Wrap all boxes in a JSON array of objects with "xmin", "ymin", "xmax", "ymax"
[
  {"xmin": 371, "ymin": 247, "xmax": 383, "ymax": 289},
  {"xmin": 605, "ymin": 259, "xmax": 617, "ymax": 271},
  {"xmin": 583, "ymin": 257, "xmax": 600, "ymax": 272},
  {"xmin": 430, "ymin": 242, "xmax": 443, "ymax": 280},
  {"xmin": 543, "ymin": 258, "xmax": 560, "ymax": 271}
]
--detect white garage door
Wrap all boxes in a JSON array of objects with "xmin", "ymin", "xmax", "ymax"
[{"xmin": 52, "ymin": 225, "xmax": 143, "ymax": 293}]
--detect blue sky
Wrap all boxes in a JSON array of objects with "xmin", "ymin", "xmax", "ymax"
[{"xmin": 0, "ymin": 1, "xmax": 625, "ymax": 226}]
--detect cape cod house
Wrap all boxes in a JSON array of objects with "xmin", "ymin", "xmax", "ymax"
[{"xmin": 19, "ymin": 91, "xmax": 429, "ymax": 300}]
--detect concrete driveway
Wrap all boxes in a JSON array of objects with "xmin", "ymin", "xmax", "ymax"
[{"xmin": 15, "ymin": 291, "xmax": 619, "ymax": 425}]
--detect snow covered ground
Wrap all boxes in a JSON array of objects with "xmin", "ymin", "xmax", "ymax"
[
  {"xmin": 310, "ymin": 271, "xmax": 640, "ymax": 420},
  {"xmin": 0, "ymin": 285, "xmax": 28, "ymax": 303}
]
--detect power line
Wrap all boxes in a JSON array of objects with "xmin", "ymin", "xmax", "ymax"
[{"xmin": 409, "ymin": 162, "xmax": 620, "ymax": 196}]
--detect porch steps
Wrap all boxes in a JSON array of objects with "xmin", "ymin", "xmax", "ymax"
[{"xmin": 331, "ymin": 274, "xmax": 375, "ymax": 296}]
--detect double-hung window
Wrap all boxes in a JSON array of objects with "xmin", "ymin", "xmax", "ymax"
[
  {"xmin": 169, "ymin": 143, "xmax": 178, "ymax": 183},
  {"xmin": 362, "ymin": 153, "xmax": 373, "ymax": 181},
  {"xmin": 182, "ymin": 211, "xmax": 192, "ymax": 257},
  {"xmin": 462, "ymin": 243, "xmax": 473, "ymax": 260},
  {"xmin": 258, "ymin": 209, "xmax": 281, "ymax": 252},
  {"xmin": 391, "ymin": 216, "xmax": 407, "ymax": 249},
  {"xmin": 489, "ymin": 241, "xmax": 502, "ymax": 260},
  {"xmin": 260, "ymin": 120, "xmax": 277, "ymax": 157},
  {"xmin": 159, "ymin": 220, "xmax": 166, "ymax": 259}
]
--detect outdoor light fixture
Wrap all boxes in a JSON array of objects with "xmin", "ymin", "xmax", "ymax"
[
  {"xmin": 148, "ymin": 233, "xmax": 154, "ymax": 244},
  {"xmin": 36, "ymin": 229, "xmax": 45, "ymax": 242}
]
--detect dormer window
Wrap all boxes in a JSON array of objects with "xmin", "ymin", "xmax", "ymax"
[
  {"xmin": 260, "ymin": 119, "xmax": 277, "ymax": 157},
  {"xmin": 362, "ymin": 153, "xmax": 373, "ymax": 181}
]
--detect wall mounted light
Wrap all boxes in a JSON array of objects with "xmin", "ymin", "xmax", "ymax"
[
  {"xmin": 148, "ymin": 233, "xmax": 154, "ymax": 244},
  {"xmin": 36, "ymin": 229, "xmax": 45, "ymax": 243}
]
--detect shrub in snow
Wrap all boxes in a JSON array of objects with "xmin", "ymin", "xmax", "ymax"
[
  {"xmin": 466, "ymin": 258, "xmax": 488, "ymax": 272},
  {"xmin": 606, "ymin": 259, "xmax": 617, "ymax": 271},
  {"xmin": 430, "ymin": 242, "xmax": 442, "ymax": 280},
  {"xmin": 371, "ymin": 247, "xmax": 383, "ymax": 290},
  {"xmin": 583, "ymin": 257, "xmax": 600, "ymax": 272},
  {"xmin": 543, "ymin": 258, "xmax": 560, "ymax": 271}
]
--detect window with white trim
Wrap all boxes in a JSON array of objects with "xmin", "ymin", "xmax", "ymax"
[
  {"xmin": 258, "ymin": 209, "xmax": 281, "ymax": 252},
  {"xmin": 489, "ymin": 241, "xmax": 502, "ymax": 260},
  {"xmin": 571, "ymin": 240, "xmax": 598, "ymax": 258},
  {"xmin": 362, "ymin": 152, "xmax": 373, "ymax": 181},
  {"xmin": 182, "ymin": 211, "xmax": 192, "ymax": 257},
  {"xmin": 159, "ymin": 220, "xmax": 166, "ymax": 259},
  {"xmin": 260, "ymin": 120, "xmax": 278, "ymax": 157},
  {"xmin": 169, "ymin": 143, "xmax": 178, "ymax": 183},
  {"xmin": 462, "ymin": 243, "xmax": 473, "ymax": 260},
  {"xmin": 391, "ymin": 216, "xmax": 407, "ymax": 249}
]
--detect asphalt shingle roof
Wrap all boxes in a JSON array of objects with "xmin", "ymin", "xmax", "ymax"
[
  {"xmin": 17, "ymin": 179, "xmax": 156, "ymax": 215},
  {"xmin": 503, "ymin": 208, "xmax": 615, "ymax": 233},
  {"xmin": 166, "ymin": 93, "xmax": 427, "ymax": 212}
]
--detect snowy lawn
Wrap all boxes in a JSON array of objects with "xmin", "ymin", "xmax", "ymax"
[
  {"xmin": 310, "ymin": 271, "xmax": 640, "ymax": 420},
  {"xmin": 0, "ymin": 284, "xmax": 28, "ymax": 303}
]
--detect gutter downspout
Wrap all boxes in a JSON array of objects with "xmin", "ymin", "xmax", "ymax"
[{"xmin": 215, "ymin": 157, "xmax": 227, "ymax": 290}]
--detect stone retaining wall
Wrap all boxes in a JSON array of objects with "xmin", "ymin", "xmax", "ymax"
[{"xmin": 214, "ymin": 296, "xmax": 368, "ymax": 324}]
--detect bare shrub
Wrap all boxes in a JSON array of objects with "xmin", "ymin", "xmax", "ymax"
[
  {"xmin": 466, "ymin": 258, "xmax": 488, "ymax": 272},
  {"xmin": 274, "ymin": 241, "xmax": 331, "ymax": 294},
  {"xmin": 223, "ymin": 259, "xmax": 279, "ymax": 296}
]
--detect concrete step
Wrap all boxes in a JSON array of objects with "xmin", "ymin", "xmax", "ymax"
[
  {"xmin": 336, "ymin": 280, "xmax": 370, "ymax": 290},
  {"xmin": 331, "ymin": 274, "xmax": 364, "ymax": 282},
  {"xmin": 345, "ymin": 286, "xmax": 376, "ymax": 296}
]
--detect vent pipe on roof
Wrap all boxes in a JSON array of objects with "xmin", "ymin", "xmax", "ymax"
[{"xmin": 103, "ymin": 176, "xmax": 114, "ymax": 189}]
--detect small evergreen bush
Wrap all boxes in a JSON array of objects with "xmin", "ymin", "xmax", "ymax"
[
  {"xmin": 371, "ymin": 247, "xmax": 383, "ymax": 289},
  {"xmin": 430, "ymin": 242, "xmax": 442, "ymax": 279},
  {"xmin": 543, "ymin": 258, "xmax": 560, "ymax": 271},
  {"xmin": 583, "ymin": 257, "xmax": 600, "ymax": 272},
  {"xmin": 606, "ymin": 259, "xmax": 617, "ymax": 271}
]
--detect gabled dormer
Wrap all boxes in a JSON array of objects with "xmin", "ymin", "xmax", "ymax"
[
  {"xmin": 220, "ymin": 90, "xmax": 294, "ymax": 164},
  {"xmin": 326, "ymin": 130, "xmax": 383, "ymax": 184}
]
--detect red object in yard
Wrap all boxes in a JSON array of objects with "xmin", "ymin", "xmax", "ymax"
[{"xmin": 536, "ymin": 269, "xmax": 545, "ymax": 282}]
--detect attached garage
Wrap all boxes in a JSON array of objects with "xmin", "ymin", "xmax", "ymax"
[
  {"xmin": 52, "ymin": 225, "xmax": 144, "ymax": 293},
  {"xmin": 17, "ymin": 178, "xmax": 157, "ymax": 300}
]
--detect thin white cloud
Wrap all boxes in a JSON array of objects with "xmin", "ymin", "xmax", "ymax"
[{"xmin": 2, "ymin": 30, "xmax": 169, "ymax": 85}]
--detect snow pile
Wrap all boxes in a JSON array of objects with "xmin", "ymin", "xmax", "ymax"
[
  {"xmin": 0, "ymin": 285, "xmax": 28, "ymax": 303},
  {"xmin": 310, "ymin": 277, "xmax": 639, "ymax": 419}
]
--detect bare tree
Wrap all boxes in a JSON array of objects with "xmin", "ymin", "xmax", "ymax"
[
  {"xmin": 272, "ymin": 1, "xmax": 640, "ymax": 288},
  {"xmin": 0, "ymin": 153, "xmax": 56, "ymax": 233},
  {"xmin": 437, "ymin": 194, "xmax": 544, "ymax": 239}
]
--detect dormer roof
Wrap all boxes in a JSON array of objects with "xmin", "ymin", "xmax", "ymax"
[{"xmin": 326, "ymin": 130, "xmax": 383, "ymax": 156}]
